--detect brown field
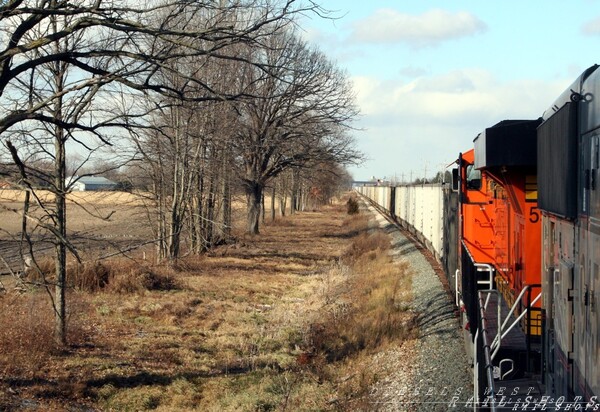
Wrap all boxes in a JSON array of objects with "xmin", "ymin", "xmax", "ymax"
[
  {"xmin": 0, "ymin": 193, "xmax": 415, "ymax": 411},
  {"xmin": 0, "ymin": 189, "xmax": 255, "ymax": 272},
  {"xmin": 0, "ymin": 190, "xmax": 157, "ymax": 275}
]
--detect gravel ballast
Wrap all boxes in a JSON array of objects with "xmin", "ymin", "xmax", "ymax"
[{"xmin": 363, "ymin": 200, "xmax": 474, "ymax": 411}]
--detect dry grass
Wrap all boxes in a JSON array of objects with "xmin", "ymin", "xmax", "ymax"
[
  {"xmin": 300, "ymin": 228, "xmax": 416, "ymax": 409},
  {"xmin": 0, "ymin": 293, "xmax": 58, "ymax": 377},
  {"xmin": 0, "ymin": 200, "xmax": 416, "ymax": 411},
  {"xmin": 341, "ymin": 230, "xmax": 390, "ymax": 264},
  {"xmin": 0, "ymin": 292, "xmax": 93, "ymax": 381},
  {"xmin": 23, "ymin": 258, "xmax": 180, "ymax": 293},
  {"xmin": 310, "ymin": 255, "xmax": 415, "ymax": 361}
]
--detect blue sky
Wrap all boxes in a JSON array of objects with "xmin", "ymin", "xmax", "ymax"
[{"xmin": 300, "ymin": 1, "xmax": 600, "ymax": 181}]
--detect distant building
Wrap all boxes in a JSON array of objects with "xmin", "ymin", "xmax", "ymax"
[
  {"xmin": 351, "ymin": 178, "xmax": 390, "ymax": 188},
  {"xmin": 67, "ymin": 176, "xmax": 117, "ymax": 191},
  {"xmin": 351, "ymin": 180, "xmax": 376, "ymax": 188}
]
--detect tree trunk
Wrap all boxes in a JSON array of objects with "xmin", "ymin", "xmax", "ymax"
[
  {"xmin": 271, "ymin": 185, "xmax": 276, "ymax": 221},
  {"xmin": 205, "ymin": 173, "xmax": 216, "ymax": 247},
  {"xmin": 222, "ymin": 167, "xmax": 231, "ymax": 239},
  {"xmin": 154, "ymin": 179, "xmax": 168, "ymax": 262},
  {"xmin": 290, "ymin": 169, "xmax": 299, "ymax": 215},
  {"xmin": 194, "ymin": 151, "xmax": 206, "ymax": 253},
  {"xmin": 167, "ymin": 110, "xmax": 187, "ymax": 260},
  {"xmin": 49, "ymin": 32, "xmax": 70, "ymax": 344},
  {"xmin": 279, "ymin": 193, "xmax": 287, "ymax": 217},
  {"xmin": 53, "ymin": 76, "xmax": 67, "ymax": 346},
  {"xmin": 168, "ymin": 205, "xmax": 182, "ymax": 259},
  {"xmin": 246, "ymin": 182, "xmax": 263, "ymax": 235},
  {"xmin": 168, "ymin": 154, "xmax": 183, "ymax": 260},
  {"xmin": 54, "ymin": 137, "xmax": 67, "ymax": 346},
  {"xmin": 261, "ymin": 191, "xmax": 265, "ymax": 224}
]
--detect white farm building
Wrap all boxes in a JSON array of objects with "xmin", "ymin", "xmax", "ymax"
[{"xmin": 67, "ymin": 176, "xmax": 117, "ymax": 191}]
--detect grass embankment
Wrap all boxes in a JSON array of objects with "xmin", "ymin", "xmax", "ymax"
[{"xmin": 0, "ymin": 200, "xmax": 415, "ymax": 411}]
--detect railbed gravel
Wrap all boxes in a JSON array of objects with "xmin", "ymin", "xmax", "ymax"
[{"xmin": 362, "ymin": 199, "xmax": 473, "ymax": 411}]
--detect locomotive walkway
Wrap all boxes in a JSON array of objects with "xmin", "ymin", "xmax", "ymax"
[{"xmin": 362, "ymin": 198, "xmax": 473, "ymax": 411}]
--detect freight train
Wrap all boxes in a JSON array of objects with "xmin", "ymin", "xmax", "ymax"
[{"xmin": 356, "ymin": 64, "xmax": 600, "ymax": 410}]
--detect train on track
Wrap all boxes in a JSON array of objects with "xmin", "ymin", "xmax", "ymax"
[{"xmin": 356, "ymin": 64, "xmax": 600, "ymax": 410}]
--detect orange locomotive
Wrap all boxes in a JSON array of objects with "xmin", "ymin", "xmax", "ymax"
[
  {"xmin": 357, "ymin": 66, "xmax": 600, "ymax": 405},
  {"xmin": 457, "ymin": 120, "xmax": 543, "ymax": 392}
]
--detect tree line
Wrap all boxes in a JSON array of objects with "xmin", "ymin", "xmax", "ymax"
[{"xmin": 0, "ymin": 0, "xmax": 360, "ymax": 345}]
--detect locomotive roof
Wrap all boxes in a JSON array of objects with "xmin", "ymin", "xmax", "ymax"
[{"xmin": 473, "ymin": 118, "xmax": 542, "ymax": 169}]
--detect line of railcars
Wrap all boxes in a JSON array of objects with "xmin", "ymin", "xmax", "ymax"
[{"xmin": 356, "ymin": 64, "xmax": 600, "ymax": 409}]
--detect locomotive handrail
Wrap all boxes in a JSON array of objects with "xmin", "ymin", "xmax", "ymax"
[
  {"xmin": 498, "ymin": 285, "xmax": 532, "ymax": 333},
  {"xmin": 473, "ymin": 328, "xmax": 479, "ymax": 411},
  {"xmin": 482, "ymin": 289, "xmax": 502, "ymax": 356},
  {"xmin": 478, "ymin": 291, "xmax": 497, "ymax": 412},
  {"xmin": 525, "ymin": 284, "xmax": 542, "ymax": 373},
  {"xmin": 500, "ymin": 292, "xmax": 542, "ymax": 341},
  {"xmin": 491, "ymin": 287, "xmax": 542, "ymax": 359},
  {"xmin": 474, "ymin": 263, "xmax": 494, "ymax": 290},
  {"xmin": 499, "ymin": 292, "xmax": 542, "ymax": 342},
  {"xmin": 499, "ymin": 359, "xmax": 514, "ymax": 380},
  {"xmin": 455, "ymin": 269, "xmax": 460, "ymax": 306}
]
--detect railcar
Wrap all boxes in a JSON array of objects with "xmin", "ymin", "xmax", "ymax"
[{"xmin": 355, "ymin": 183, "xmax": 445, "ymax": 259}]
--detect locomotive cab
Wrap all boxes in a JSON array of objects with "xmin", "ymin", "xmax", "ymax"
[{"xmin": 458, "ymin": 119, "xmax": 545, "ymax": 401}]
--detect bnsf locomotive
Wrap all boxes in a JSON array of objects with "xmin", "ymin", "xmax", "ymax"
[{"xmin": 356, "ymin": 64, "xmax": 600, "ymax": 408}]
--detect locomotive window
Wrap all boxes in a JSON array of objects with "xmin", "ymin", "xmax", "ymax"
[
  {"xmin": 466, "ymin": 165, "xmax": 482, "ymax": 190},
  {"xmin": 452, "ymin": 168, "xmax": 459, "ymax": 191}
]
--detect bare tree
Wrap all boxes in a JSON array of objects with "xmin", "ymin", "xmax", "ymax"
[
  {"xmin": 232, "ymin": 31, "xmax": 360, "ymax": 234},
  {"xmin": 0, "ymin": 0, "xmax": 326, "ymax": 344},
  {"xmin": 132, "ymin": 40, "xmax": 244, "ymax": 261}
]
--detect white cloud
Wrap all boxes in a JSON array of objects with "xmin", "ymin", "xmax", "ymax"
[
  {"xmin": 300, "ymin": 27, "xmax": 332, "ymax": 46},
  {"xmin": 582, "ymin": 16, "xmax": 600, "ymax": 35},
  {"xmin": 399, "ymin": 65, "xmax": 429, "ymax": 78},
  {"xmin": 412, "ymin": 71, "xmax": 476, "ymax": 93},
  {"xmin": 348, "ymin": 70, "xmax": 573, "ymax": 179},
  {"xmin": 353, "ymin": 70, "xmax": 567, "ymax": 124},
  {"xmin": 350, "ymin": 9, "xmax": 487, "ymax": 48}
]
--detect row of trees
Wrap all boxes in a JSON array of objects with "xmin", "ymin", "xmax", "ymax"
[{"xmin": 0, "ymin": 0, "xmax": 360, "ymax": 344}]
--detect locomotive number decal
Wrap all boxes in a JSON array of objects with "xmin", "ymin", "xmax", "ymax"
[{"xmin": 529, "ymin": 206, "xmax": 540, "ymax": 223}]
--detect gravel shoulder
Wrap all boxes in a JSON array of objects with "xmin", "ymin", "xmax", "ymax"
[{"xmin": 363, "ymin": 199, "xmax": 473, "ymax": 411}]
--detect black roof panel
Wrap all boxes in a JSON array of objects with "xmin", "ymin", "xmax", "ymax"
[{"xmin": 474, "ymin": 119, "xmax": 542, "ymax": 169}]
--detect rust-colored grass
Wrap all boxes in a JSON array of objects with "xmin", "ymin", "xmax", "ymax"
[{"xmin": 0, "ymin": 201, "xmax": 415, "ymax": 411}]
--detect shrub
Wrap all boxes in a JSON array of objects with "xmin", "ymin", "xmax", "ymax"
[
  {"xmin": 23, "ymin": 259, "xmax": 111, "ymax": 292},
  {"xmin": 108, "ymin": 264, "xmax": 179, "ymax": 294},
  {"xmin": 74, "ymin": 261, "xmax": 111, "ymax": 292},
  {"xmin": 346, "ymin": 197, "xmax": 359, "ymax": 215},
  {"xmin": 25, "ymin": 258, "xmax": 180, "ymax": 294},
  {"xmin": 23, "ymin": 258, "xmax": 55, "ymax": 284}
]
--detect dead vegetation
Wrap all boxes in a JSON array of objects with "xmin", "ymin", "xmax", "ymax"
[
  {"xmin": 24, "ymin": 259, "xmax": 181, "ymax": 294},
  {"xmin": 0, "ymin": 198, "xmax": 416, "ymax": 411}
]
